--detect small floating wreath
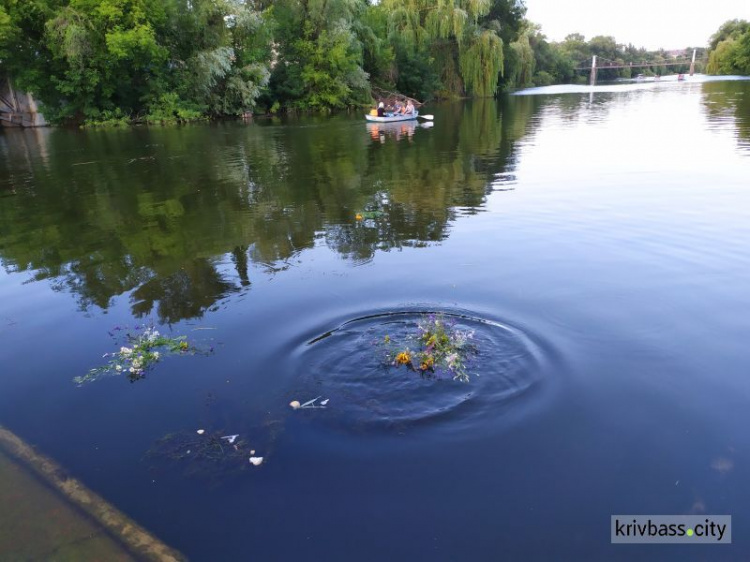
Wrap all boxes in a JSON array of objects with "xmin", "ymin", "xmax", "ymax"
[
  {"xmin": 384, "ymin": 313, "xmax": 477, "ymax": 382},
  {"xmin": 75, "ymin": 324, "xmax": 208, "ymax": 384}
]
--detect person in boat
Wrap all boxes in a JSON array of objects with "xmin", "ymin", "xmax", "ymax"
[
  {"xmin": 393, "ymin": 100, "xmax": 403, "ymax": 114},
  {"xmin": 377, "ymin": 102, "xmax": 385, "ymax": 117},
  {"xmin": 404, "ymin": 100, "xmax": 415, "ymax": 115}
]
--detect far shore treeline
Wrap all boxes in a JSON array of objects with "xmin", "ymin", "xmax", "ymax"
[{"xmin": 0, "ymin": 1, "xmax": 747, "ymax": 126}]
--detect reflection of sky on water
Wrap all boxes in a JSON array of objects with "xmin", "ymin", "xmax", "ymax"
[{"xmin": 514, "ymin": 74, "xmax": 750, "ymax": 96}]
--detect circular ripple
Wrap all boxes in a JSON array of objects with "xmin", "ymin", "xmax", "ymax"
[{"xmin": 290, "ymin": 310, "xmax": 547, "ymax": 434}]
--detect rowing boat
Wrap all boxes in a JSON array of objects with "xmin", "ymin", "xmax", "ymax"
[{"xmin": 365, "ymin": 110, "xmax": 419, "ymax": 123}]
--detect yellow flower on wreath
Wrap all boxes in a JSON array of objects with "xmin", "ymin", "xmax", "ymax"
[
  {"xmin": 394, "ymin": 351, "xmax": 411, "ymax": 365},
  {"xmin": 419, "ymin": 356, "xmax": 434, "ymax": 371}
]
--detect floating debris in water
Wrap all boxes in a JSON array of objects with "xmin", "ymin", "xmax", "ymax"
[
  {"xmin": 221, "ymin": 434, "xmax": 239, "ymax": 444},
  {"xmin": 249, "ymin": 456, "xmax": 264, "ymax": 466},
  {"xmin": 75, "ymin": 322, "xmax": 212, "ymax": 384},
  {"xmin": 301, "ymin": 396, "xmax": 321, "ymax": 408},
  {"xmin": 291, "ymin": 396, "xmax": 328, "ymax": 409},
  {"xmin": 148, "ymin": 430, "xmax": 251, "ymax": 479},
  {"xmin": 383, "ymin": 313, "xmax": 476, "ymax": 382}
]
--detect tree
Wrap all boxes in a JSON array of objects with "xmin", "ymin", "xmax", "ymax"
[
  {"xmin": 164, "ymin": 0, "xmax": 271, "ymax": 118},
  {"xmin": 708, "ymin": 19, "xmax": 749, "ymax": 52},
  {"xmin": 508, "ymin": 28, "xmax": 534, "ymax": 86},
  {"xmin": 707, "ymin": 20, "xmax": 750, "ymax": 75},
  {"xmin": 267, "ymin": 0, "xmax": 371, "ymax": 110},
  {"xmin": 0, "ymin": 0, "xmax": 271, "ymax": 123},
  {"xmin": 479, "ymin": 0, "xmax": 526, "ymax": 44},
  {"xmin": 381, "ymin": 0, "xmax": 504, "ymax": 97},
  {"xmin": 42, "ymin": 0, "xmax": 168, "ymax": 121}
]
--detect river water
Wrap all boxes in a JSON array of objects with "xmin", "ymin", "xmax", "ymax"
[{"xmin": 0, "ymin": 76, "xmax": 749, "ymax": 561}]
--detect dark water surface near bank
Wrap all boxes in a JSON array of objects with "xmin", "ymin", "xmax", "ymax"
[{"xmin": 1, "ymin": 78, "xmax": 749, "ymax": 561}]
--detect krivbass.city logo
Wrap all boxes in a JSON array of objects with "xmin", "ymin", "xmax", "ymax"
[{"xmin": 611, "ymin": 515, "xmax": 731, "ymax": 544}]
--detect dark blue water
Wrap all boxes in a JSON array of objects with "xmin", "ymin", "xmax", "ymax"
[{"xmin": 1, "ymin": 77, "xmax": 749, "ymax": 561}]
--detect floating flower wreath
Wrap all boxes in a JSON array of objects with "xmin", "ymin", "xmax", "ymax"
[
  {"xmin": 384, "ymin": 314, "xmax": 476, "ymax": 382},
  {"xmin": 75, "ymin": 324, "xmax": 209, "ymax": 384}
]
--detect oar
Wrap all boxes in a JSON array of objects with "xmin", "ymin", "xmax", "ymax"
[{"xmin": 418, "ymin": 114, "xmax": 434, "ymax": 120}]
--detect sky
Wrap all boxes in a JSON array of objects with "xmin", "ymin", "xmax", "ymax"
[{"xmin": 525, "ymin": 0, "xmax": 750, "ymax": 50}]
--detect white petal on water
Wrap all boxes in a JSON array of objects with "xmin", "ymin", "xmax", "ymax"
[
  {"xmin": 196, "ymin": 429, "xmax": 205, "ymax": 435},
  {"xmin": 250, "ymin": 450, "xmax": 256, "ymax": 455},
  {"xmin": 320, "ymin": 399, "xmax": 329, "ymax": 406},
  {"xmin": 289, "ymin": 401, "xmax": 301, "ymax": 410},
  {"xmin": 249, "ymin": 456, "xmax": 264, "ymax": 466},
  {"xmin": 221, "ymin": 434, "xmax": 239, "ymax": 444}
]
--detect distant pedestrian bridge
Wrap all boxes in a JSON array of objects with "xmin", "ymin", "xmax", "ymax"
[{"xmin": 574, "ymin": 50, "xmax": 706, "ymax": 85}]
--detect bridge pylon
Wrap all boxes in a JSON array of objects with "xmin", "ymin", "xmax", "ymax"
[
  {"xmin": 689, "ymin": 49, "xmax": 696, "ymax": 76},
  {"xmin": 590, "ymin": 56, "xmax": 597, "ymax": 86}
]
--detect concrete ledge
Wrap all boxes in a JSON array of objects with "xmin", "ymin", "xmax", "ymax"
[{"xmin": 0, "ymin": 426, "xmax": 186, "ymax": 562}]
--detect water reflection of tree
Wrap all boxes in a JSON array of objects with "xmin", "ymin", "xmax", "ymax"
[
  {"xmin": 325, "ymin": 98, "xmax": 543, "ymax": 260},
  {"xmin": 131, "ymin": 259, "xmax": 239, "ymax": 324},
  {"xmin": 701, "ymin": 81, "xmax": 750, "ymax": 152},
  {"xmin": 0, "ymin": 99, "xmax": 542, "ymax": 321}
]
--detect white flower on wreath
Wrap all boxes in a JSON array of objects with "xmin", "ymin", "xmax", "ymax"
[{"xmin": 145, "ymin": 328, "xmax": 160, "ymax": 343}]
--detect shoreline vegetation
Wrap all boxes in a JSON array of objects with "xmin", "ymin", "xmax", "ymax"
[{"xmin": 0, "ymin": 2, "xmax": 747, "ymax": 127}]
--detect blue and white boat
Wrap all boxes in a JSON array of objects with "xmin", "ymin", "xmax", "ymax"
[{"xmin": 365, "ymin": 110, "xmax": 419, "ymax": 123}]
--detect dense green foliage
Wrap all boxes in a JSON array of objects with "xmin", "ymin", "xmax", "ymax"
[
  {"xmin": 0, "ymin": 0, "xmax": 739, "ymax": 123},
  {"xmin": 379, "ymin": 0, "xmax": 507, "ymax": 97},
  {"xmin": 265, "ymin": 0, "xmax": 371, "ymax": 110},
  {"xmin": 706, "ymin": 20, "xmax": 750, "ymax": 75},
  {"xmin": 0, "ymin": 0, "xmax": 271, "ymax": 123}
]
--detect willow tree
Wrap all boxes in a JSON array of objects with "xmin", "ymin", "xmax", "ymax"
[
  {"xmin": 166, "ymin": 0, "xmax": 272, "ymax": 118},
  {"xmin": 460, "ymin": 29, "xmax": 504, "ymax": 96},
  {"xmin": 506, "ymin": 29, "xmax": 534, "ymax": 87},
  {"xmin": 381, "ymin": 0, "xmax": 504, "ymax": 97}
]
